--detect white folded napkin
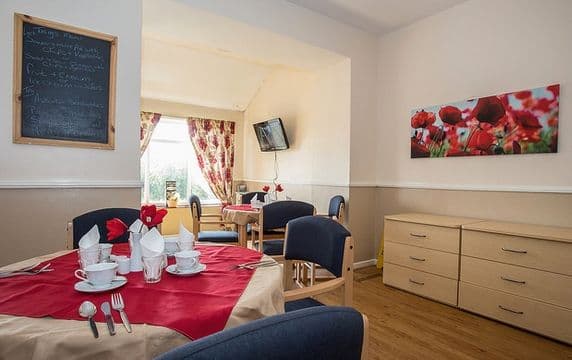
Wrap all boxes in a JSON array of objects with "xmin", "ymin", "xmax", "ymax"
[
  {"xmin": 129, "ymin": 219, "xmax": 149, "ymax": 234},
  {"xmin": 179, "ymin": 223, "xmax": 195, "ymax": 243},
  {"xmin": 78, "ymin": 225, "xmax": 100, "ymax": 250},
  {"xmin": 140, "ymin": 227, "xmax": 165, "ymax": 257}
]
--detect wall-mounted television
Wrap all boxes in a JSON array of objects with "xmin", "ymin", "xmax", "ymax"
[{"xmin": 253, "ymin": 118, "xmax": 290, "ymax": 152}]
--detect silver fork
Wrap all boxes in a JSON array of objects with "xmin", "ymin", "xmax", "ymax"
[{"xmin": 111, "ymin": 293, "xmax": 132, "ymax": 333}]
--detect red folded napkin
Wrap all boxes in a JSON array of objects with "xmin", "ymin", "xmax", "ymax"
[{"xmin": 0, "ymin": 244, "xmax": 262, "ymax": 339}]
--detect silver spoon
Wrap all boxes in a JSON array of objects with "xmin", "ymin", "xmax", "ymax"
[{"xmin": 79, "ymin": 301, "xmax": 99, "ymax": 338}]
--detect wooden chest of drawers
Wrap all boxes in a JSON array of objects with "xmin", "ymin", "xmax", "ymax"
[
  {"xmin": 460, "ymin": 221, "xmax": 572, "ymax": 344},
  {"xmin": 382, "ymin": 213, "xmax": 480, "ymax": 306}
]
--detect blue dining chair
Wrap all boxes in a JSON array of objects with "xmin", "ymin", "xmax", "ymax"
[
  {"xmin": 282, "ymin": 216, "xmax": 354, "ymax": 312},
  {"xmin": 67, "ymin": 208, "xmax": 140, "ymax": 249},
  {"xmin": 155, "ymin": 306, "xmax": 368, "ymax": 360},
  {"xmin": 327, "ymin": 195, "xmax": 345, "ymax": 223},
  {"xmin": 240, "ymin": 191, "xmax": 267, "ymax": 204},
  {"xmin": 252, "ymin": 201, "xmax": 315, "ymax": 256},
  {"xmin": 190, "ymin": 195, "xmax": 239, "ymax": 243}
]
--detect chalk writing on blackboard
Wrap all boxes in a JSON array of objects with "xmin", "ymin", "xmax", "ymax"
[{"xmin": 13, "ymin": 14, "xmax": 116, "ymax": 149}]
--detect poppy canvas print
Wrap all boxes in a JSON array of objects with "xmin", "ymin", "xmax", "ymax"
[{"xmin": 410, "ymin": 84, "xmax": 559, "ymax": 158}]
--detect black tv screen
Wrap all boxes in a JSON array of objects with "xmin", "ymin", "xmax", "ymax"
[{"xmin": 253, "ymin": 118, "xmax": 290, "ymax": 152}]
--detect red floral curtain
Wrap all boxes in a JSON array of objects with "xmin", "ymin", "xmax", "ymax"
[
  {"xmin": 187, "ymin": 117, "xmax": 235, "ymax": 203},
  {"xmin": 140, "ymin": 112, "xmax": 161, "ymax": 155}
]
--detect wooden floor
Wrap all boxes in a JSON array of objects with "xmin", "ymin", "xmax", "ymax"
[{"xmin": 317, "ymin": 266, "xmax": 572, "ymax": 360}]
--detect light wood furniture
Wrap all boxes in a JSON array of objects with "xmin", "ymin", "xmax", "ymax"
[
  {"xmin": 382, "ymin": 213, "xmax": 480, "ymax": 306},
  {"xmin": 460, "ymin": 220, "xmax": 572, "ymax": 344}
]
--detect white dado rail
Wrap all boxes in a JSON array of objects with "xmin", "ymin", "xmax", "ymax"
[
  {"xmin": 0, "ymin": 180, "xmax": 143, "ymax": 189},
  {"xmin": 383, "ymin": 213, "xmax": 572, "ymax": 344}
]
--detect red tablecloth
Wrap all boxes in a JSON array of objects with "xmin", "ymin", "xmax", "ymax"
[{"xmin": 0, "ymin": 244, "xmax": 262, "ymax": 340}]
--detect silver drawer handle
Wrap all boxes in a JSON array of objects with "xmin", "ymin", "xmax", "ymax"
[
  {"xmin": 409, "ymin": 256, "xmax": 426, "ymax": 262},
  {"xmin": 498, "ymin": 305, "xmax": 524, "ymax": 315},
  {"xmin": 500, "ymin": 276, "xmax": 526, "ymax": 285},
  {"xmin": 409, "ymin": 278, "xmax": 425, "ymax": 285},
  {"xmin": 409, "ymin": 233, "xmax": 426, "ymax": 238},
  {"xmin": 501, "ymin": 247, "xmax": 528, "ymax": 254}
]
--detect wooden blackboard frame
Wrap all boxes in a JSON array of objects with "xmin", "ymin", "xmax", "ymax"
[{"xmin": 13, "ymin": 13, "xmax": 117, "ymax": 150}]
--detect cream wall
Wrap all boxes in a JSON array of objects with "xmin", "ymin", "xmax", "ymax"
[
  {"xmin": 141, "ymin": 98, "xmax": 245, "ymax": 179},
  {"xmin": 0, "ymin": 0, "xmax": 142, "ymax": 185},
  {"xmin": 242, "ymin": 60, "xmax": 351, "ymax": 187},
  {"xmin": 0, "ymin": 0, "xmax": 142, "ymax": 265},
  {"xmin": 376, "ymin": 0, "xmax": 572, "ymax": 191}
]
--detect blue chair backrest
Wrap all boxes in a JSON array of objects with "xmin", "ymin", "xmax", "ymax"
[
  {"xmin": 72, "ymin": 208, "xmax": 140, "ymax": 249},
  {"xmin": 240, "ymin": 192, "xmax": 267, "ymax": 204},
  {"xmin": 155, "ymin": 306, "xmax": 365, "ymax": 360},
  {"xmin": 262, "ymin": 201, "xmax": 314, "ymax": 230},
  {"xmin": 328, "ymin": 195, "xmax": 345, "ymax": 218},
  {"xmin": 285, "ymin": 216, "xmax": 351, "ymax": 277},
  {"xmin": 189, "ymin": 195, "xmax": 202, "ymax": 219}
]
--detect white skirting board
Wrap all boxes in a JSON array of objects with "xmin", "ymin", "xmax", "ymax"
[{"xmin": 354, "ymin": 259, "xmax": 377, "ymax": 269}]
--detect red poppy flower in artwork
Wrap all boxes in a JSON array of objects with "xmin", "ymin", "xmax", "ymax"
[
  {"xmin": 533, "ymin": 98, "xmax": 553, "ymax": 113},
  {"xmin": 468, "ymin": 129, "xmax": 496, "ymax": 151},
  {"xmin": 514, "ymin": 90, "xmax": 532, "ymax": 100},
  {"xmin": 439, "ymin": 106, "xmax": 462, "ymax": 125},
  {"xmin": 275, "ymin": 184, "xmax": 284, "ymax": 192},
  {"xmin": 427, "ymin": 125, "xmax": 446, "ymax": 142},
  {"xmin": 106, "ymin": 218, "xmax": 128, "ymax": 241},
  {"xmin": 262, "ymin": 185, "xmax": 270, "ymax": 192},
  {"xmin": 471, "ymin": 96, "xmax": 506, "ymax": 125},
  {"xmin": 411, "ymin": 110, "xmax": 436, "ymax": 128},
  {"xmin": 513, "ymin": 110, "xmax": 542, "ymax": 129},
  {"xmin": 140, "ymin": 205, "xmax": 168, "ymax": 228},
  {"xmin": 411, "ymin": 138, "xmax": 430, "ymax": 158},
  {"xmin": 547, "ymin": 84, "xmax": 560, "ymax": 98}
]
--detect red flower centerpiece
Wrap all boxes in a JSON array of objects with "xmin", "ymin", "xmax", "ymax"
[{"xmin": 106, "ymin": 205, "xmax": 168, "ymax": 241}]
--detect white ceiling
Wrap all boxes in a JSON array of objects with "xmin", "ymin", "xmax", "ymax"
[
  {"xmin": 142, "ymin": 0, "xmax": 344, "ymax": 111},
  {"xmin": 287, "ymin": 0, "xmax": 468, "ymax": 34}
]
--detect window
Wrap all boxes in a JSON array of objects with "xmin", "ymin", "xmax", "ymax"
[{"xmin": 141, "ymin": 116, "xmax": 218, "ymax": 205}]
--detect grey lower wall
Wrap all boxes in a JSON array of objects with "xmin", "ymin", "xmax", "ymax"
[
  {"xmin": 375, "ymin": 187, "xmax": 572, "ymax": 256},
  {"xmin": 0, "ymin": 188, "xmax": 140, "ymax": 266}
]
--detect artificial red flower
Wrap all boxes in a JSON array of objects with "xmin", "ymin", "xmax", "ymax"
[
  {"xmin": 411, "ymin": 110, "xmax": 436, "ymax": 128},
  {"xmin": 427, "ymin": 125, "xmax": 445, "ymax": 142},
  {"xmin": 275, "ymin": 184, "xmax": 284, "ymax": 192},
  {"xmin": 106, "ymin": 218, "xmax": 128, "ymax": 241},
  {"xmin": 547, "ymin": 84, "xmax": 560, "ymax": 98},
  {"xmin": 513, "ymin": 110, "xmax": 542, "ymax": 129},
  {"xmin": 140, "ymin": 204, "xmax": 168, "ymax": 228},
  {"xmin": 468, "ymin": 129, "xmax": 496, "ymax": 151},
  {"xmin": 514, "ymin": 90, "xmax": 532, "ymax": 100},
  {"xmin": 471, "ymin": 96, "xmax": 506, "ymax": 125},
  {"xmin": 262, "ymin": 185, "xmax": 270, "ymax": 192},
  {"xmin": 411, "ymin": 138, "xmax": 430, "ymax": 158},
  {"xmin": 439, "ymin": 106, "xmax": 462, "ymax": 125}
]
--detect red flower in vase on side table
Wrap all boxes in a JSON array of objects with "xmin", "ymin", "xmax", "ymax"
[
  {"xmin": 262, "ymin": 185, "xmax": 270, "ymax": 192},
  {"xmin": 275, "ymin": 184, "xmax": 284, "ymax": 192}
]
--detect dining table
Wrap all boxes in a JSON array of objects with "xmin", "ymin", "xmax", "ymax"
[
  {"xmin": 0, "ymin": 243, "xmax": 283, "ymax": 359},
  {"xmin": 222, "ymin": 204, "xmax": 261, "ymax": 247}
]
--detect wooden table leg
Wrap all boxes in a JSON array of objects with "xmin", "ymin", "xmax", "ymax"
[{"xmin": 238, "ymin": 224, "xmax": 247, "ymax": 248}]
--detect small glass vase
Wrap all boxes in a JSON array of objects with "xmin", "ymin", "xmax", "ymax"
[{"xmin": 129, "ymin": 232, "xmax": 143, "ymax": 272}]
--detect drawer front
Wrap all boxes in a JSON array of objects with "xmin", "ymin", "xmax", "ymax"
[
  {"xmin": 461, "ymin": 256, "xmax": 572, "ymax": 309},
  {"xmin": 462, "ymin": 230, "xmax": 572, "ymax": 276},
  {"xmin": 383, "ymin": 263, "xmax": 458, "ymax": 306},
  {"xmin": 385, "ymin": 220, "xmax": 460, "ymax": 253},
  {"xmin": 385, "ymin": 241, "xmax": 459, "ymax": 279},
  {"xmin": 459, "ymin": 282, "xmax": 572, "ymax": 344}
]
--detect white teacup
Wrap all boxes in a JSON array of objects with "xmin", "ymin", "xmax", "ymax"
[
  {"xmin": 164, "ymin": 237, "xmax": 179, "ymax": 254},
  {"xmin": 74, "ymin": 262, "xmax": 118, "ymax": 288},
  {"xmin": 78, "ymin": 246, "xmax": 100, "ymax": 270},
  {"xmin": 177, "ymin": 239, "xmax": 194, "ymax": 251},
  {"xmin": 175, "ymin": 250, "xmax": 201, "ymax": 271}
]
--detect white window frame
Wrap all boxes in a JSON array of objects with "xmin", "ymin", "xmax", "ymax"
[{"xmin": 141, "ymin": 117, "xmax": 220, "ymax": 206}]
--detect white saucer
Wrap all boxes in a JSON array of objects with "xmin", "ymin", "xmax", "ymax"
[
  {"xmin": 166, "ymin": 263, "xmax": 206, "ymax": 276},
  {"xmin": 74, "ymin": 276, "xmax": 128, "ymax": 293}
]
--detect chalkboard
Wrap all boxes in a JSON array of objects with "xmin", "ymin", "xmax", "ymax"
[{"xmin": 13, "ymin": 14, "xmax": 117, "ymax": 149}]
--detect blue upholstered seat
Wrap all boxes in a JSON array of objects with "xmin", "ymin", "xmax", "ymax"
[
  {"xmin": 256, "ymin": 201, "xmax": 314, "ymax": 256},
  {"xmin": 253, "ymin": 239, "xmax": 284, "ymax": 255},
  {"xmin": 284, "ymin": 297, "xmax": 324, "ymax": 312},
  {"xmin": 198, "ymin": 231, "xmax": 239, "ymax": 243},
  {"xmin": 284, "ymin": 216, "xmax": 352, "ymax": 311},
  {"xmin": 190, "ymin": 195, "xmax": 238, "ymax": 243},
  {"xmin": 155, "ymin": 306, "xmax": 365, "ymax": 360},
  {"xmin": 72, "ymin": 208, "xmax": 140, "ymax": 249}
]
